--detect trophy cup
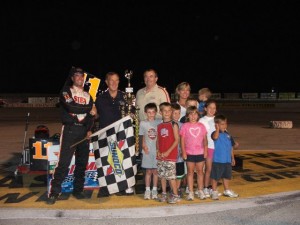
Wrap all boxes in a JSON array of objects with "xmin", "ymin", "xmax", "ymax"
[
  {"xmin": 121, "ymin": 70, "xmax": 140, "ymax": 153},
  {"xmin": 124, "ymin": 70, "xmax": 134, "ymax": 117}
]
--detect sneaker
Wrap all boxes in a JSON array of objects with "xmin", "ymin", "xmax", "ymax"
[
  {"xmin": 223, "ymin": 189, "xmax": 239, "ymax": 198},
  {"xmin": 203, "ymin": 188, "xmax": 210, "ymax": 198},
  {"xmin": 158, "ymin": 193, "xmax": 167, "ymax": 202},
  {"xmin": 207, "ymin": 187, "xmax": 221, "ymax": 196},
  {"xmin": 125, "ymin": 187, "xmax": 135, "ymax": 195},
  {"xmin": 211, "ymin": 190, "xmax": 219, "ymax": 200},
  {"xmin": 185, "ymin": 186, "xmax": 189, "ymax": 194},
  {"xmin": 46, "ymin": 194, "xmax": 58, "ymax": 205},
  {"xmin": 144, "ymin": 190, "xmax": 151, "ymax": 200},
  {"xmin": 178, "ymin": 189, "xmax": 183, "ymax": 198},
  {"xmin": 115, "ymin": 190, "xmax": 127, "ymax": 196},
  {"xmin": 186, "ymin": 192, "xmax": 194, "ymax": 201},
  {"xmin": 116, "ymin": 187, "xmax": 134, "ymax": 196},
  {"xmin": 151, "ymin": 190, "xmax": 158, "ymax": 200},
  {"xmin": 168, "ymin": 194, "xmax": 180, "ymax": 204},
  {"xmin": 72, "ymin": 191, "xmax": 89, "ymax": 199},
  {"xmin": 197, "ymin": 190, "xmax": 206, "ymax": 200},
  {"xmin": 194, "ymin": 189, "xmax": 199, "ymax": 196}
]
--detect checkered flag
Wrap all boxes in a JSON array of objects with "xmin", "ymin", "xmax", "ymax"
[{"xmin": 91, "ymin": 116, "xmax": 137, "ymax": 195}]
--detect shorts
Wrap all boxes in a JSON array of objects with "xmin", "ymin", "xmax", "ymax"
[
  {"xmin": 157, "ymin": 160, "xmax": 176, "ymax": 180},
  {"xmin": 141, "ymin": 151, "xmax": 157, "ymax": 169},
  {"xmin": 186, "ymin": 154, "xmax": 205, "ymax": 163},
  {"xmin": 176, "ymin": 162, "xmax": 185, "ymax": 179},
  {"xmin": 207, "ymin": 148, "xmax": 214, "ymax": 160},
  {"xmin": 210, "ymin": 162, "xmax": 232, "ymax": 180}
]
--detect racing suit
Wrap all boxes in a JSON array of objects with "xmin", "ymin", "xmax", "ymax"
[{"xmin": 48, "ymin": 85, "xmax": 94, "ymax": 196}]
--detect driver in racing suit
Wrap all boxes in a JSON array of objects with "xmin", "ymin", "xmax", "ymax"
[{"xmin": 47, "ymin": 67, "xmax": 96, "ymax": 205}]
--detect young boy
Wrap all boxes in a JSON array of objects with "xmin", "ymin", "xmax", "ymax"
[
  {"xmin": 179, "ymin": 97, "xmax": 199, "ymax": 123},
  {"xmin": 157, "ymin": 102, "xmax": 180, "ymax": 204},
  {"xmin": 198, "ymin": 88, "xmax": 212, "ymax": 118},
  {"xmin": 171, "ymin": 103, "xmax": 185, "ymax": 198},
  {"xmin": 210, "ymin": 114, "xmax": 239, "ymax": 200},
  {"xmin": 139, "ymin": 103, "xmax": 161, "ymax": 200}
]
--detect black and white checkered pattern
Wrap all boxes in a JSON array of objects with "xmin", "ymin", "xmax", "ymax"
[{"xmin": 91, "ymin": 116, "xmax": 137, "ymax": 194}]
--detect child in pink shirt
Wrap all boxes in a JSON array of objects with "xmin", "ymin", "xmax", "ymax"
[{"xmin": 180, "ymin": 106, "xmax": 208, "ymax": 200}]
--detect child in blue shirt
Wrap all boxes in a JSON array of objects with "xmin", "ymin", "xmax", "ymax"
[
  {"xmin": 210, "ymin": 114, "xmax": 239, "ymax": 200},
  {"xmin": 197, "ymin": 88, "xmax": 212, "ymax": 118}
]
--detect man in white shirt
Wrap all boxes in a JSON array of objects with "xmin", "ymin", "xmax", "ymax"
[{"xmin": 136, "ymin": 69, "xmax": 170, "ymax": 121}]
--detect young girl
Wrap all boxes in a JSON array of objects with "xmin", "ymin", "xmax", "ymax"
[
  {"xmin": 180, "ymin": 106, "xmax": 208, "ymax": 200},
  {"xmin": 199, "ymin": 99, "xmax": 217, "ymax": 197}
]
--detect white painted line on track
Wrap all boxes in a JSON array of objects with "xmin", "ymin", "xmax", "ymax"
[{"xmin": 0, "ymin": 191, "xmax": 299, "ymax": 220}]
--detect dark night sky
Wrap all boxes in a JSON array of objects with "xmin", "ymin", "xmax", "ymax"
[{"xmin": 2, "ymin": 0, "xmax": 300, "ymax": 95}]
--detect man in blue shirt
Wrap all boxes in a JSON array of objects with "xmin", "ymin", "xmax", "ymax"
[
  {"xmin": 95, "ymin": 72, "xmax": 125, "ymax": 129},
  {"xmin": 95, "ymin": 72, "xmax": 135, "ymax": 196}
]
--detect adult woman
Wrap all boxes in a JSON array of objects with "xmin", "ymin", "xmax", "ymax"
[{"xmin": 174, "ymin": 82, "xmax": 191, "ymax": 120}]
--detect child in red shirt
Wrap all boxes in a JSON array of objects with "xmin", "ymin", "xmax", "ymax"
[{"xmin": 157, "ymin": 102, "xmax": 180, "ymax": 204}]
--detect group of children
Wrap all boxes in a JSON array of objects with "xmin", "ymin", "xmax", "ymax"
[{"xmin": 139, "ymin": 89, "xmax": 239, "ymax": 204}]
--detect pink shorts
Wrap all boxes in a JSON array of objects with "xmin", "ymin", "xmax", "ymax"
[{"xmin": 207, "ymin": 148, "xmax": 214, "ymax": 160}]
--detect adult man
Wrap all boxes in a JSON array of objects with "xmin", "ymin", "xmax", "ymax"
[
  {"xmin": 136, "ymin": 69, "xmax": 170, "ymax": 121},
  {"xmin": 47, "ymin": 67, "xmax": 95, "ymax": 205},
  {"xmin": 95, "ymin": 72, "xmax": 125, "ymax": 129},
  {"xmin": 95, "ymin": 71, "xmax": 134, "ymax": 196}
]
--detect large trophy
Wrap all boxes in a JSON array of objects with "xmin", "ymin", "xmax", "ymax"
[{"xmin": 121, "ymin": 70, "xmax": 140, "ymax": 154}]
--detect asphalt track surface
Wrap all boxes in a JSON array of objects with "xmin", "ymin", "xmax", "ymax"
[{"xmin": 0, "ymin": 106, "xmax": 299, "ymax": 224}]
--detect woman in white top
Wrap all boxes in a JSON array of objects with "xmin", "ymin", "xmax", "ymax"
[{"xmin": 175, "ymin": 82, "xmax": 191, "ymax": 121}]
